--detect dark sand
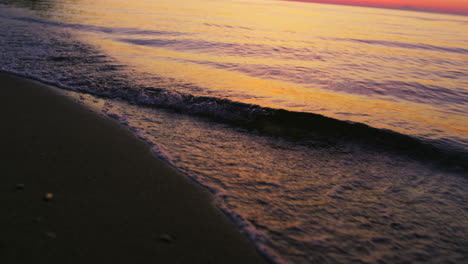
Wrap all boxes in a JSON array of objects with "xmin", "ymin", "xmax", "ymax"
[{"xmin": 0, "ymin": 72, "xmax": 267, "ymax": 264}]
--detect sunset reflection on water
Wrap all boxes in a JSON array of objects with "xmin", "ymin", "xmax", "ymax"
[{"xmin": 44, "ymin": 0, "xmax": 467, "ymax": 150}]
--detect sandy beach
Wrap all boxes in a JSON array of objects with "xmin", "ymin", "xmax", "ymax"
[{"xmin": 0, "ymin": 72, "xmax": 267, "ymax": 264}]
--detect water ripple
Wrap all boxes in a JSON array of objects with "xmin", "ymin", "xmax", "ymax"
[{"xmin": 333, "ymin": 37, "xmax": 468, "ymax": 54}]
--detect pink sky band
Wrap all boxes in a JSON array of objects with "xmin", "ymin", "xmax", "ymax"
[{"xmin": 282, "ymin": 0, "xmax": 468, "ymax": 15}]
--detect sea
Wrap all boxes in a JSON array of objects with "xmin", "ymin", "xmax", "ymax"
[{"xmin": 0, "ymin": 0, "xmax": 467, "ymax": 263}]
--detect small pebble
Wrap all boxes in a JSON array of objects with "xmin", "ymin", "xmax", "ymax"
[
  {"xmin": 43, "ymin": 193, "xmax": 54, "ymax": 201},
  {"xmin": 16, "ymin": 184, "xmax": 25, "ymax": 190},
  {"xmin": 159, "ymin": 234, "xmax": 174, "ymax": 244}
]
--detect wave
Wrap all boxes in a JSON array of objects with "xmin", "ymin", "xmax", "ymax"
[
  {"xmin": 2, "ymin": 68, "xmax": 467, "ymax": 172},
  {"xmin": 183, "ymin": 59, "xmax": 468, "ymax": 107},
  {"xmin": 332, "ymin": 37, "xmax": 468, "ymax": 55},
  {"xmin": 117, "ymin": 37, "xmax": 324, "ymax": 61},
  {"xmin": 9, "ymin": 13, "xmax": 324, "ymax": 62},
  {"xmin": 11, "ymin": 16, "xmax": 184, "ymax": 36}
]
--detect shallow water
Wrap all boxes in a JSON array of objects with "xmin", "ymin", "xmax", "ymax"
[{"xmin": 0, "ymin": 0, "xmax": 467, "ymax": 263}]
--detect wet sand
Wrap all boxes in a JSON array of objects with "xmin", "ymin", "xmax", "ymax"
[{"xmin": 0, "ymin": 72, "xmax": 267, "ymax": 264}]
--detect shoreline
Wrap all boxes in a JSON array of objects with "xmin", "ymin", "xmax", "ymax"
[{"xmin": 0, "ymin": 72, "xmax": 267, "ymax": 263}]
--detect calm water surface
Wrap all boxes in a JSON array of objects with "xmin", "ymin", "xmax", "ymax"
[{"xmin": 0, "ymin": 0, "xmax": 467, "ymax": 263}]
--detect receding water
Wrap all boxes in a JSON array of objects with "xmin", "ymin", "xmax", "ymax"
[{"xmin": 0, "ymin": 0, "xmax": 467, "ymax": 263}]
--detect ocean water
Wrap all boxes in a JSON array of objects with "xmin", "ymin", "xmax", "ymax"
[{"xmin": 0, "ymin": 0, "xmax": 467, "ymax": 263}]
